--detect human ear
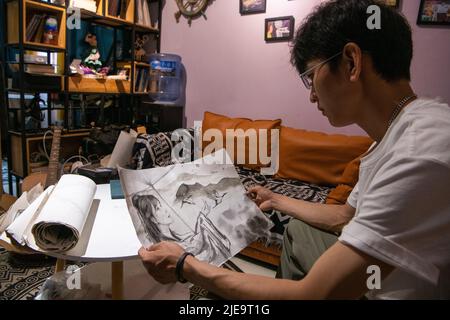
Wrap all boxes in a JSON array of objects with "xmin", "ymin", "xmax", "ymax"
[{"xmin": 343, "ymin": 43, "xmax": 362, "ymax": 82}]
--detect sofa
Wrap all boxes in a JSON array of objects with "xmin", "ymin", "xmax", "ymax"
[{"xmin": 131, "ymin": 112, "xmax": 373, "ymax": 267}]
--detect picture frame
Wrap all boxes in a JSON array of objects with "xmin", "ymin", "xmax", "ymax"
[
  {"xmin": 417, "ymin": 0, "xmax": 450, "ymax": 25},
  {"xmin": 265, "ymin": 16, "xmax": 295, "ymax": 42},
  {"xmin": 240, "ymin": 0, "xmax": 266, "ymax": 15}
]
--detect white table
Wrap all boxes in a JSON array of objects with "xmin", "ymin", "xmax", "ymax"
[
  {"xmin": 1, "ymin": 184, "xmax": 189, "ymax": 299},
  {"xmin": 48, "ymin": 184, "xmax": 142, "ymax": 299}
]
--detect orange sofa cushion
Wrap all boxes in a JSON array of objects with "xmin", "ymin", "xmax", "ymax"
[
  {"xmin": 277, "ymin": 126, "xmax": 373, "ymax": 186},
  {"xmin": 202, "ymin": 112, "xmax": 282, "ymax": 169},
  {"xmin": 325, "ymin": 156, "xmax": 362, "ymax": 205}
]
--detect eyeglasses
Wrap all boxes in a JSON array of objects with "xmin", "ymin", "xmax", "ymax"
[{"xmin": 300, "ymin": 52, "xmax": 342, "ymax": 90}]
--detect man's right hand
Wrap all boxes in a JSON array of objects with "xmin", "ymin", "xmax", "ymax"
[
  {"xmin": 138, "ymin": 241, "xmax": 185, "ymax": 284},
  {"xmin": 246, "ymin": 185, "xmax": 278, "ymax": 211}
]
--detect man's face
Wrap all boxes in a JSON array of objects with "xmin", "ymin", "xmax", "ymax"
[{"xmin": 305, "ymin": 58, "xmax": 360, "ymax": 127}]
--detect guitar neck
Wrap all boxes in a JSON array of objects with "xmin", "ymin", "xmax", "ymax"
[{"xmin": 45, "ymin": 128, "xmax": 62, "ymax": 188}]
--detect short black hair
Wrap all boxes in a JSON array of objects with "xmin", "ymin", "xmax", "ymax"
[{"xmin": 291, "ymin": 0, "xmax": 413, "ymax": 81}]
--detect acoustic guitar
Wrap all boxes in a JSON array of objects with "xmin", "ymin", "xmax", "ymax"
[
  {"xmin": 22, "ymin": 127, "xmax": 62, "ymax": 193},
  {"xmin": 1, "ymin": 130, "xmax": 18, "ymax": 213}
]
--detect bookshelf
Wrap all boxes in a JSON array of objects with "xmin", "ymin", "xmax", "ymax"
[
  {"xmin": 133, "ymin": 61, "xmax": 150, "ymax": 93},
  {"xmin": 7, "ymin": 0, "xmax": 67, "ymax": 49},
  {"xmin": 65, "ymin": 0, "xmax": 161, "ymax": 94},
  {"xmin": 9, "ymin": 129, "xmax": 90, "ymax": 177},
  {"xmin": 105, "ymin": 0, "xmax": 134, "ymax": 23},
  {"xmin": 1, "ymin": 0, "xmax": 170, "ymax": 195}
]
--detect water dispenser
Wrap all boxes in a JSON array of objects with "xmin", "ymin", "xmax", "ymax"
[{"xmin": 148, "ymin": 53, "xmax": 185, "ymax": 104}]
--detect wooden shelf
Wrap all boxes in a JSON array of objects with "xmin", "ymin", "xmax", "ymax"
[
  {"xmin": 25, "ymin": 0, "xmax": 66, "ymax": 48},
  {"xmin": 9, "ymin": 129, "xmax": 89, "ymax": 137},
  {"xmin": 23, "ymin": 40, "xmax": 65, "ymax": 50},
  {"xmin": 105, "ymin": 0, "xmax": 134, "ymax": 24},
  {"xmin": 67, "ymin": 75, "xmax": 131, "ymax": 94},
  {"xmin": 134, "ymin": 23, "xmax": 159, "ymax": 33},
  {"xmin": 134, "ymin": 61, "xmax": 150, "ymax": 67},
  {"xmin": 70, "ymin": 0, "xmax": 103, "ymax": 16},
  {"xmin": 6, "ymin": 43, "xmax": 66, "ymax": 52},
  {"xmin": 90, "ymin": 15, "xmax": 134, "ymax": 28},
  {"xmin": 25, "ymin": 0, "xmax": 65, "ymax": 11},
  {"xmin": 104, "ymin": 15, "xmax": 134, "ymax": 26},
  {"xmin": 23, "ymin": 0, "xmax": 66, "ymax": 10},
  {"xmin": 77, "ymin": 8, "xmax": 102, "ymax": 19},
  {"xmin": 68, "ymin": 6, "xmax": 137, "ymax": 29},
  {"xmin": 7, "ymin": 0, "xmax": 67, "ymax": 49}
]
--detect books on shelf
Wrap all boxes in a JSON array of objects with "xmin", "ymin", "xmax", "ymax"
[
  {"xmin": 26, "ymin": 14, "xmax": 59, "ymax": 44},
  {"xmin": 107, "ymin": 74, "xmax": 128, "ymax": 80},
  {"xmin": 50, "ymin": 0, "xmax": 66, "ymax": 5},
  {"xmin": 108, "ymin": 0, "xmax": 128, "ymax": 18},
  {"xmin": 134, "ymin": 66, "xmax": 149, "ymax": 93},
  {"xmin": 149, "ymin": 0, "xmax": 159, "ymax": 28},
  {"xmin": 136, "ymin": 0, "xmax": 152, "ymax": 27},
  {"xmin": 33, "ymin": 16, "xmax": 47, "ymax": 43},
  {"xmin": 15, "ymin": 54, "xmax": 47, "ymax": 64},
  {"xmin": 26, "ymin": 64, "xmax": 57, "ymax": 74},
  {"xmin": 9, "ymin": 63, "xmax": 57, "ymax": 75},
  {"xmin": 69, "ymin": 0, "xmax": 98, "ymax": 13},
  {"xmin": 26, "ymin": 14, "xmax": 45, "ymax": 42}
]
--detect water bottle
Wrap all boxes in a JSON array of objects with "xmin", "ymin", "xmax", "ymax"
[{"xmin": 149, "ymin": 53, "xmax": 182, "ymax": 102}]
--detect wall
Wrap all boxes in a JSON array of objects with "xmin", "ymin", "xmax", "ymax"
[{"xmin": 161, "ymin": 0, "xmax": 450, "ymax": 136}]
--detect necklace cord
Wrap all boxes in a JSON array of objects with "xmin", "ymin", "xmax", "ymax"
[{"xmin": 388, "ymin": 94, "xmax": 417, "ymax": 128}]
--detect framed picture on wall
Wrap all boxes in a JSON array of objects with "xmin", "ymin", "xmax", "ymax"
[
  {"xmin": 417, "ymin": 0, "xmax": 450, "ymax": 25},
  {"xmin": 240, "ymin": 0, "xmax": 266, "ymax": 15},
  {"xmin": 382, "ymin": 0, "xmax": 400, "ymax": 8},
  {"xmin": 265, "ymin": 16, "xmax": 295, "ymax": 42}
]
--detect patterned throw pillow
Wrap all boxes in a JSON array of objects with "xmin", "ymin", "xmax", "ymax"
[{"xmin": 131, "ymin": 128, "xmax": 195, "ymax": 169}]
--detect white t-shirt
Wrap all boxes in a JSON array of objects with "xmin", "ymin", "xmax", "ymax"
[{"xmin": 339, "ymin": 98, "xmax": 450, "ymax": 299}]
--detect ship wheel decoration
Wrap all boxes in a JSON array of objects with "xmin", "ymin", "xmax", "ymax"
[{"xmin": 175, "ymin": 0, "xmax": 209, "ymax": 26}]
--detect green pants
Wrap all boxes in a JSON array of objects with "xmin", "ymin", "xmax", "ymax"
[{"xmin": 276, "ymin": 219, "xmax": 338, "ymax": 280}]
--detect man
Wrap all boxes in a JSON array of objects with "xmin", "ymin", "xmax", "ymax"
[{"xmin": 139, "ymin": 0, "xmax": 450, "ymax": 299}]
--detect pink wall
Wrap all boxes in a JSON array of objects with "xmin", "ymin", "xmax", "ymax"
[{"xmin": 161, "ymin": 0, "xmax": 450, "ymax": 136}]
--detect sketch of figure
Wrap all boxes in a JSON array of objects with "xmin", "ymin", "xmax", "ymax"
[
  {"xmin": 132, "ymin": 189, "xmax": 231, "ymax": 263},
  {"xmin": 207, "ymin": 190, "xmax": 227, "ymax": 208},
  {"xmin": 118, "ymin": 155, "xmax": 273, "ymax": 267},
  {"xmin": 132, "ymin": 192, "xmax": 190, "ymax": 243},
  {"xmin": 185, "ymin": 200, "xmax": 231, "ymax": 263},
  {"xmin": 180, "ymin": 194, "xmax": 195, "ymax": 208}
]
